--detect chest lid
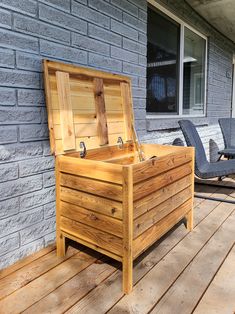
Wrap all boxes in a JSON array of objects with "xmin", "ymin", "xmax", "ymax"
[{"xmin": 44, "ymin": 60, "xmax": 136, "ymax": 156}]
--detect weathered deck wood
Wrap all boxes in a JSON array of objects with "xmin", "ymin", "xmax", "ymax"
[
  {"xmin": 0, "ymin": 246, "xmax": 78, "ymax": 301},
  {"xmin": 23, "ymin": 257, "xmax": 117, "ymax": 314},
  {"xmin": 0, "ymin": 244, "xmax": 55, "ymax": 280},
  {"xmin": 0, "ymin": 185, "xmax": 234, "ymax": 314},
  {"xmin": 194, "ymin": 245, "xmax": 235, "ymax": 314},
  {"xmin": 107, "ymin": 197, "xmax": 235, "ymax": 313},
  {"xmin": 150, "ymin": 211, "xmax": 235, "ymax": 314},
  {"xmin": 0, "ymin": 250, "xmax": 100, "ymax": 314}
]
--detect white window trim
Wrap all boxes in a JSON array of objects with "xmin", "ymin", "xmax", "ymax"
[{"xmin": 147, "ymin": 0, "xmax": 208, "ymax": 119}]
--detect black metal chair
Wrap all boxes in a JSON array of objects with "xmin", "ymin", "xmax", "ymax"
[
  {"xmin": 179, "ymin": 120, "xmax": 235, "ymax": 179},
  {"xmin": 218, "ymin": 118, "xmax": 235, "ymax": 159}
]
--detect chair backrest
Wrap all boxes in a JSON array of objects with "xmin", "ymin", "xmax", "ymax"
[
  {"xmin": 219, "ymin": 118, "xmax": 235, "ymax": 148},
  {"xmin": 178, "ymin": 120, "xmax": 209, "ymax": 172}
]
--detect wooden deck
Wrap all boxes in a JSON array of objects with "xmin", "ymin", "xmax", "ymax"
[{"xmin": 0, "ymin": 183, "xmax": 235, "ymax": 314}]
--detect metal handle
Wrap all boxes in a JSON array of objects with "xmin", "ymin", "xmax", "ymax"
[
  {"xmin": 79, "ymin": 141, "xmax": 87, "ymax": 158},
  {"xmin": 117, "ymin": 136, "xmax": 124, "ymax": 149}
]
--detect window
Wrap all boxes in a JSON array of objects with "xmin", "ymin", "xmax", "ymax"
[{"xmin": 147, "ymin": 4, "xmax": 207, "ymax": 117}]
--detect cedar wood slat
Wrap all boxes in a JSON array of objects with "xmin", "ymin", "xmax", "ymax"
[
  {"xmin": 93, "ymin": 77, "xmax": 109, "ymax": 146},
  {"xmin": 56, "ymin": 71, "xmax": 76, "ymax": 152}
]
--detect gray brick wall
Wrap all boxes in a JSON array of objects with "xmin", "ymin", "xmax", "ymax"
[
  {"xmin": 0, "ymin": 0, "xmax": 234, "ymax": 269},
  {"xmin": 0, "ymin": 0, "xmax": 147, "ymax": 269}
]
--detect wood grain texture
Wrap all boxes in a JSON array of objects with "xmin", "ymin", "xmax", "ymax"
[
  {"xmin": 60, "ymin": 173, "xmax": 122, "ymax": 201},
  {"xmin": 133, "ymin": 149, "xmax": 192, "ymax": 183},
  {"xmin": 60, "ymin": 216, "xmax": 123, "ymax": 256},
  {"xmin": 56, "ymin": 71, "xmax": 76, "ymax": 152},
  {"xmin": 56, "ymin": 158, "xmax": 65, "ymax": 257},
  {"xmin": 150, "ymin": 212, "xmax": 235, "ymax": 314},
  {"xmin": 43, "ymin": 60, "xmax": 134, "ymax": 155},
  {"xmin": 133, "ymin": 162, "xmax": 192, "ymax": 201},
  {"xmin": 0, "ymin": 250, "xmax": 98, "ymax": 314},
  {"xmin": 120, "ymin": 82, "xmax": 132, "ymax": 141},
  {"xmin": 93, "ymin": 78, "xmax": 109, "ymax": 145},
  {"xmin": 0, "ymin": 246, "xmax": 78, "ymax": 301},
  {"xmin": 187, "ymin": 147, "xmax": 195, "ymax": 231},
  {"xmin": 60, "ymin": 201, "xmax": 122, "ymax": 238},
  {"xmin": 22, "ymin": 257, "xmax": 116, "ymax": 314},
  {"xmin": 133, "ymin": 175, "xmax": 192, "ymax": 219},
  {"xmin": 133, "ymin": 186, "xmax": 192, "ymax": 238},
  {"xmin": 45, "ymin": 60, "xmax": 131, "ymax": 83},
  {"xmin": 122, "ymin": 166, "xmax": 133, "ymax": 294},
  {"xmin": 194, "ymin": 244, "xmax": 235, "ymax": 314},
  {"xmin": 59, "ymin": 155, "xmax": 123, "ymax": 184},
  {"xmin": 133, "ymin": 199, "xmax": 192, "ymax": 259},
  {"xmin": 43, "ymin": 60, "xmax": 56, "ymax": 154},
  {"xmin": 0, "ymin": 245, "xmax": 55, "ymax": 280},
  {"xmin": 63, "ymin": 187, "xmax": 221, "ymax": 314},
  {"xmin": 62, "ymin": 231, "xmax": 122, "ymax": 262},
  {"xmin": 60, "ymin": 186, "xmax": 122, "ymax": 220}
]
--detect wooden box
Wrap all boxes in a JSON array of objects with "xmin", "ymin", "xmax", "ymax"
[{"xmin": 44, "ymin": 60, "xmax": 194, "ymax": 294}]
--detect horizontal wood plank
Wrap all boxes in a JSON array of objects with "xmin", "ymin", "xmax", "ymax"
[
  {"xmin": 133, "ymin": 199, "xmax": 192, "ymax": 258},
  {"xmin": 60, "ymin": 186, "xmax": 122, "ymax": 219},
  {"xmin": 58, "ymin": 155, "xmax": 123, "ymax": 184},
  {"xmin": 133, "ymin": 163, "xmax": 192, "ymax": 201},
  {"xmin": 133, "ymin": 149, "xmax": 193, "ymax": 183},
  {"xmin": 134, "ymin": 175, "xmax": 192, "ymax": 219},
  {"xmin": 45, "ymin": 60, "xmax": 131, "ymax": 83},
  {"xmin": 52, "ymin": 110, "xmax": 124, "ymax": 125},
  {"xmin": 134, "ymin": 187, "xmax": 192, "ymax": 238},
  {"xmin": 53, "ymin": 121, "xmax": 124, "ymax": 139},
  {"xmin": 62, "ymin": 231, "xmax": 122, "ymax": 262},
  {"xmin": 60, "ymin": 216, "xmax": 123, "ymax": 256},
  {"xmin": 60, "ymin": 173, "xmax": 122, "ymax": 201},
  {"xmin": 60, "ymin": 201, "xmax": 123, "ymax": 238}
]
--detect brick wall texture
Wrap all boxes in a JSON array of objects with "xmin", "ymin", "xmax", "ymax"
[{"xmin": 0, "ymin": 0, "xmax": 234, "ymax": 269}]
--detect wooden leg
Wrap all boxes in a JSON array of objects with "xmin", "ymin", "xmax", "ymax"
[
  {"xmin": 56, "ymin": 232, "xmax": 66, "ymax": 257},
  {"xmin": 186, "ymin": 210, "xmax": 193, "ymax": 231},
  {"xmin": 123, "ymin": 256, "xmax": 133, "ymax": 294}
]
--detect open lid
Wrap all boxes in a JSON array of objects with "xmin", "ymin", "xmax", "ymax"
[{"xmin": 43, "ymin": 60, "xmax": 136, "ymax": 156}]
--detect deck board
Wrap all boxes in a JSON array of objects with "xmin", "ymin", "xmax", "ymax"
[
  {"xmin": 0, "ymin": 184, "xmax": 234, "ymax": 314},
  {"xmin": 193, "ymin": 244, "xmax": 235, "ymax": 314}
]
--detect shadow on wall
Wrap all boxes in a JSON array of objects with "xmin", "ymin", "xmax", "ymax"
[
  {"xmin": 172, "ymin": 138, "xmax": 184, "ymax": 146},
  {"xmin": 172, "ymin": 137, "xmax": 220, "ymax": 163},
  {"xmin": 209, "ymin": 139, "xmax": 220, "ymax": 163}
]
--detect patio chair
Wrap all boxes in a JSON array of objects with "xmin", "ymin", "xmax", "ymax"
[
  {"xmin": 218, "ymin": 118, "xmax": 235, "ymax": 159},
  {"xmin": 178, "ymin": 119, "xmax": 235, "ymax": 179}
]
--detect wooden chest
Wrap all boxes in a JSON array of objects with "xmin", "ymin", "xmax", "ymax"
[{"xmin": 44, "ymin": 60, "xmax": 194, "ymax": 294}]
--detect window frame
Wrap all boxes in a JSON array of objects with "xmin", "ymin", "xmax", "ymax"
[{"xmin": 147, "ymin": 0, "xmax": 208, "ymax": 118}]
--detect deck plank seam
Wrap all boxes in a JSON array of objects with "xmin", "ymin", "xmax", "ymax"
[
  {"xmin": 146, "ymin": 208, "xmax": 235, "ymax": 314},
  {"xmin": 191, "ymin": 242, "xmax": 235, "ymax": 314}
]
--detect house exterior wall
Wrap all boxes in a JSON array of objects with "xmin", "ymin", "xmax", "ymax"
[{"xmin": 0, "ymin": 0, "xmax": 234, "ymax": 269}]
